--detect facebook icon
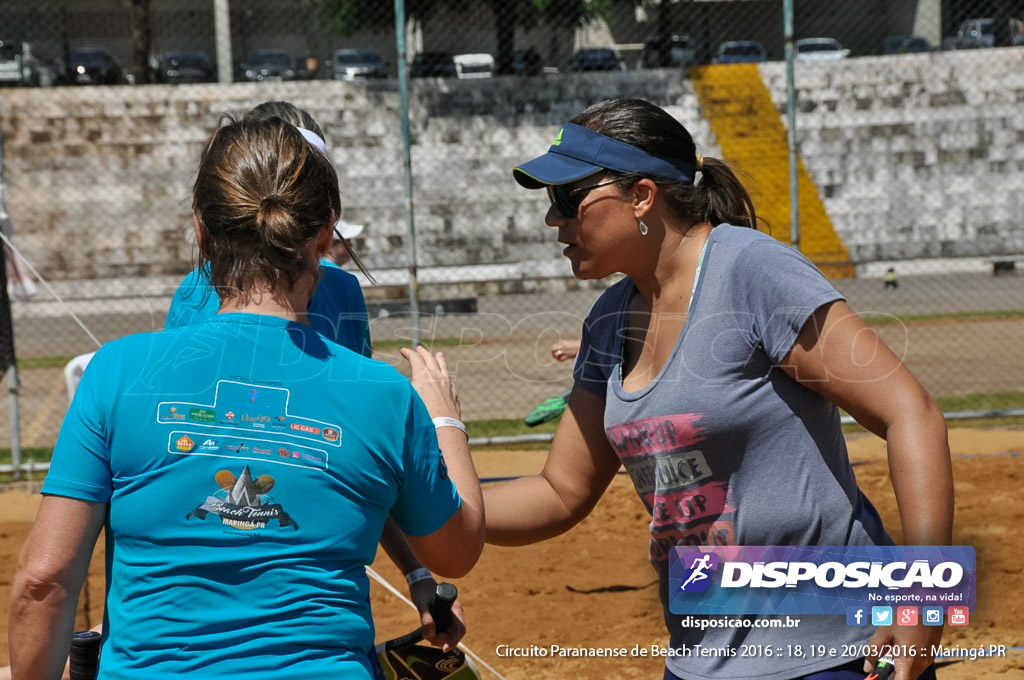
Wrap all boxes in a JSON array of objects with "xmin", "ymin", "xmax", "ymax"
[{"xmin": 846, "ymin": 606, "xmax": 867, "ymax": 626}]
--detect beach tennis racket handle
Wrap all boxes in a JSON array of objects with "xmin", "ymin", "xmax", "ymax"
[
  {"xmin": 864, "ymin": 652, "xmax": 895, "ymax": 680},
  {"xmin": 69, "ymin": 630, "xmax": 102, "ymax": 680},
  {"xmin": 430, "ymin": 582, "xmax": 458, "ymax": 634}
]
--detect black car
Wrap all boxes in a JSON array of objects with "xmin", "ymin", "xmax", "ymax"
[
  {"xmin": 409, "ymin": 51, "xmax": 456, "ymax": 78},
  {"xmin": 59, "ymin": 47, "xmax": 125, "ymax": 85},
  {"xmin": 570, "ymin": 48, "xmax": 622, "ymax": 72},
  {"xmin": 641, "ymin": 34, "xmax": 696, "ymax": 68},
  {"xmin": 154, "ymin": 51, "xmax": 214, "ymax": 84},
  {"xmin": 239, "ymin": 49, "xmax": 298, "ymax": 82},
  {"xmin": 882, "ymin": 36, "xmax": 934, "ymax": 54},
  {"xmin": 510, "ymin": 48, "xmax": 543, "ymax": 76}
]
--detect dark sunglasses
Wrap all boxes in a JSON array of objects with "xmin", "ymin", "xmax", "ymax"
[{"xmin": 546, "ymin": 177, "xmax": 632, "ymax": 219}]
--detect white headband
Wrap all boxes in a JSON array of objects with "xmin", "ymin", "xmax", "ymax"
[{"xmin": 295, "ymin": 126, "xmax": 328, "ymax": 156}]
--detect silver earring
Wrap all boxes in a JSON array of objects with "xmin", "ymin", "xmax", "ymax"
[{"xmin": 638, "ymin": 218, "xmax": 649, "ymax": 236}]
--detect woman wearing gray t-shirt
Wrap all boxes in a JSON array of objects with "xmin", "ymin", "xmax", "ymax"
[{"xmin": 484, "ymin": 98, "xmax": 951, "ymax": 680}]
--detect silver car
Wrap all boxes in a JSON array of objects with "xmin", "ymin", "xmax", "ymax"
[
  {"xmin": 794, "ymin": 38, "xmax": 850, "ymax": 60},
  {"xmin": 332, "ymin": 49, "xmax": 386, "ymax": 81},
  {"xmin": 0, "ymin": 40, "xmax": 47, "ymax": 86}
]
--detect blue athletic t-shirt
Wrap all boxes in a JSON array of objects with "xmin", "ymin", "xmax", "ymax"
[
  {"xmin": 165, "ymin": 260, "xmax": 372, "ymax": 356},
  {"xmin": 43, "ymin": 314, "xmax": 459, "ymax": 679}
]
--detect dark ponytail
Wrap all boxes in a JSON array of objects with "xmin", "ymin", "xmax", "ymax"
[
  {"xmin": 571, "ymin": 97, "xmax": 758, "ymax": 231},
  {"xmin": 694, "ymin": 157, "xmax": 757, "ymax": 229}
]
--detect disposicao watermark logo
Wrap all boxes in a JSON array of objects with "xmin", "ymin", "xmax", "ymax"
[{"xmin": 668, "ymin": 546, "xmax": 975, "ymax": 617}]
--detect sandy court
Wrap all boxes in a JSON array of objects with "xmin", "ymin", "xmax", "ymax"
[{"xmin": 1, "ymin": 428, "xmax": 1023, "ymax": 678}]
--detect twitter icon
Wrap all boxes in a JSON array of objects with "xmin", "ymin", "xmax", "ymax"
[{"xmin": 871, "ymin": 606, "xmax": 893, "ymax": 626}]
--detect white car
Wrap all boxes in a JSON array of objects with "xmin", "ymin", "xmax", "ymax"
[
  {"xmin": 453, "ymin": 53, "xmax": 494, "ymax": 79},
  {"xmin": 0, "ymin": 39, "xmax": 50, "ymax": 86},
  {"xmin": 795, "ymin": 38, "xmax": 850, "ymax": 60}
]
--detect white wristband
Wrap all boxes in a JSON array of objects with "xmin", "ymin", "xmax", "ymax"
[
  {"xmin": 405, "ymin": 567, "xmax": 433, "ymax": 587},
  {"xmin": 432, "ymin": 416, "xmax": 467, "ymax": 435}
]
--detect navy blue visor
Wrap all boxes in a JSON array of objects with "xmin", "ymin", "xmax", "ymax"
[{"xmin": 513, "ymin": 123, "xmax": 696, "ymax": 189}]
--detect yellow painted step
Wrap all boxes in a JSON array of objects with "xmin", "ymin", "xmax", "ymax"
[{"xmin": 691, "ymin": 64, "xmax": 854, "ymax": 279}]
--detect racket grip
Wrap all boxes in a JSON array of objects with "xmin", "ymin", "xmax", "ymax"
[
  {"xmin": 430, "ymin": 582, "xmax": 458, "ymax": 634},
  {"xmin": 69, "ymin": 630, "xmax": 102, "ymax": 680},
  {"xmin": 865, "ymin": 652, "xmax": 895, "ymax": 680}
]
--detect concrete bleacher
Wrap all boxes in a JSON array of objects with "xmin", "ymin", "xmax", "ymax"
[
  {"xmin": 0, "ymin": 72, "xmax": 716, "ymax": 286},
  {"xmin": 759, "ymin": 47, "xmax": 1024, "ymax": 263},
  {"xmin": 0, "ymin": 52, "xmax": 1021, "ymax": 292}
]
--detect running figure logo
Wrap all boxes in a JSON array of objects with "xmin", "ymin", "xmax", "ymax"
[{"xmin": 679, "ymin": 552, "xmax": 719, "ymax": 593}]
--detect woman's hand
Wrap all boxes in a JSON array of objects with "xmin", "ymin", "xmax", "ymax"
[
  {"xmin": 409, "ymin": 577, "xmax": 467, "ymax": 652},
  {"xmin": 551, "ymin": 339, "xmax": 581, "ymax": 362},
  {"xmin": 863, "ymin": 623, "xmax": 943, "ymax": 680},
  {"xmin": 400, "ymin": 346, "xmax": 460, "ymax": 420}
]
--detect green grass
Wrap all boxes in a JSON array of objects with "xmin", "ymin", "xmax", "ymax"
[
  {"xmin": 838, "ymin": 391, "xmax": 1024, "ymax": 435},
  {"xmin": 371, "ymin": 337, "xmax": 464, "ymax": 351},
  {"xmin": 16, "ymin": 356, "xmax": 77, "ymax": 370},
  {"xmin": 862, "ymin": 310, "xmax": 1024, "ymax": 325},
  {"xmin": 935, "ymin": 391, "xmax": 1024, "ymax": 412},
  {"xmin": 0, "ymin": 447, "xmax": 54, "ymax": 466},
  {"xmin": 467, "ymin": 417, "xmax": 560, "ymax": 449}
]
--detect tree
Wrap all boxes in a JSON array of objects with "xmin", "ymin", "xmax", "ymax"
[
  {"xmin": 321, "ymin": 0, "xmax": 610, "ymax": 73},
  {"xmin": 130, "ymin": 0, "xmax": 152, "ymax": 84},
  {"xmin": 321, "ymin": 0, "xmax": 438, "ymax": 36}
]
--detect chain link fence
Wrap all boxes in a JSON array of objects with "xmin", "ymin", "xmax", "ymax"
[{"xmin": 0, "ymin": 0, "xmax": 1022, "ymax": 456}]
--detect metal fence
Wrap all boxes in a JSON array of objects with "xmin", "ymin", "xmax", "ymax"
[{"xmin": 1, "ymin": 0, "xmax": 1023, "ymax": 459}]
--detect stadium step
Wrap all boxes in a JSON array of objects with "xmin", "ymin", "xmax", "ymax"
[{"xmin": 691, "ymin": 64, "xmax": 854, "ymax": 279}]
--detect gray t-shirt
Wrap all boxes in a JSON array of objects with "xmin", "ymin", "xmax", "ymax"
[{"xmin": 575, "ymin": 225, "xmax": 891, "ymax": 679}]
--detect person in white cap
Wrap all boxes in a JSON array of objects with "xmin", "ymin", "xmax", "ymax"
[
  {"xmin": 328, "ymin": 220, "xmax": 364, "ymax": 267},
  {"xmin": 165, "ymin": 102, "xmax": 373, "ymax": 357},
  {"xmin": 1, "ymin": 209, "xmax": 38, "ymax": 302}
]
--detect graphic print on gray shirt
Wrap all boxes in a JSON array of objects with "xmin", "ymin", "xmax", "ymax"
[{"xmin": 575, "ymin": 225, "xmax": 893, "ymax": 679}]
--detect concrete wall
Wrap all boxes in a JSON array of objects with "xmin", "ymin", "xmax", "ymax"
[
  {"xmin": 761, "ymin": 47, "xmax": 1024, "ymax": 261},
  {"xmin": 1, "ymin": 48, "xmax": 1022, "ymax": 287},
  {"xmin": 0, "ymin": 71, "xmax": 710, "ymax": 285}
]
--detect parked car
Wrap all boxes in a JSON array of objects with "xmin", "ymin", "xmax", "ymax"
[
  {"xmin": 954, "ymin": 18, "xmax": 995, "ymax": 49},
  {"xmin": 954, "ymin": 17, "xmax": 1024, "ymax": 48},
  {"xmin": 794, "ymin": 37, "xmax": 850, "ymax": 60},
  {"xmin": 0, "ymin": 39, "xmax": 49, "ymax": 86},
  {"xmin": 715, "ymin": 40, "xmax": 768, "ymax": 64},
  {"xmin": 882, "ymin": 36, "xmax": 934, "ymax": 54},
  {"xmin": 510, "ymin": 48, "xmax": 543, "ymax": 76},
  {"xmin": 453, "ymin": 53, "xmax": 494, "ymax": 79},
  {"xmin": 154, "ymin": 51, "xmax": 214, "ymax": 84},
  {"xmin": 571, "ymin": 48, "xmax": 623, "ymax": 72},
  {"xmin": 641, "ymin": 33, "xmax": 696, "ymax": 68},
  {"xmin": 58, "ymin": 47, "xmax": 126, "ymax": 85},
  {"xmin": 409, "ymin": 51, "xmax": 456, "ymax": 78},
  {"xmin": 239, "ymin": 49, "xmax": 298, "ymax": 82},
  {"xmin": 332, "ymin": 49, "xmax": 386, "ymax": 80}
]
